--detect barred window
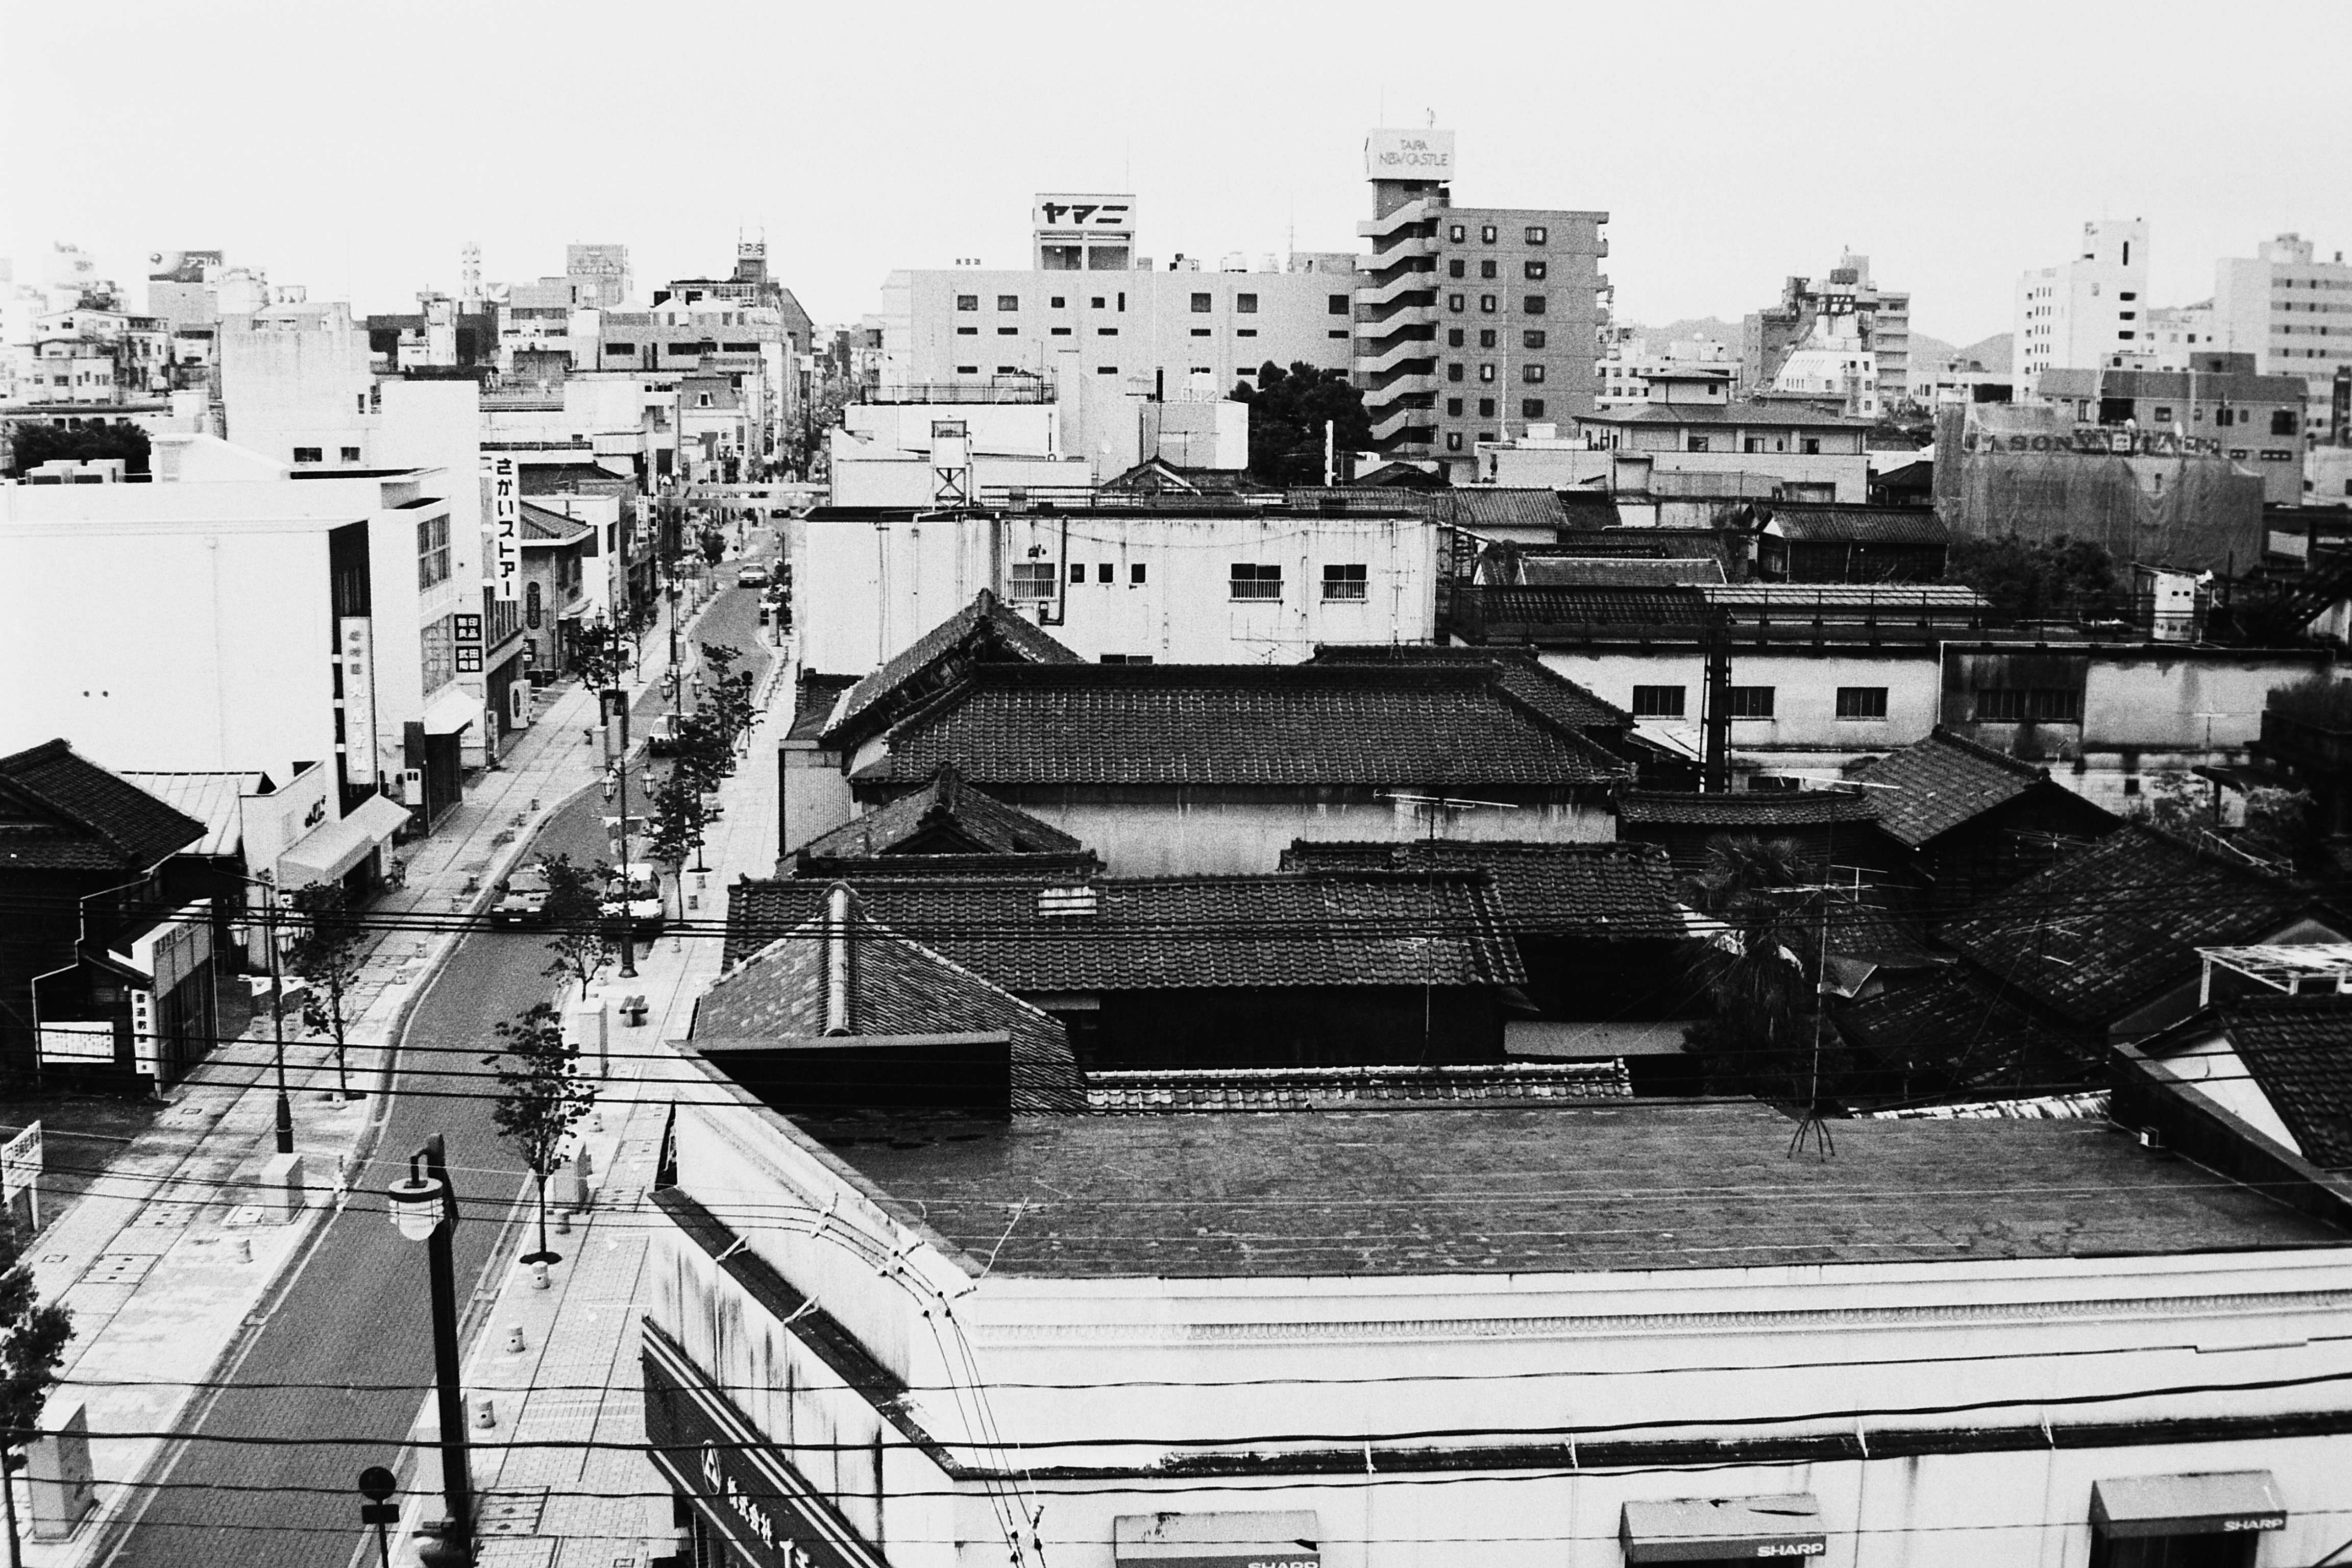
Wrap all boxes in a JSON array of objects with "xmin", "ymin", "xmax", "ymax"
[
  {"xmin": 416, "ymin": 516, "xmax": 451, "ymax": 589},
  {"xmin": 1974, "ymin": 687, "xmax": 2084, "ymax": 723},
  {"xmin": 1836, "ymin": 687, "xmax": 1890, "ymax": 720},
  {"xmin": 1229, "ymin": 562, "xmax": 1283, "ymax": 601},
  {"xmin": 1321, "ymin": 564, "xmax": 1368, "ymax": 601},
  {"xmin": 1631, "ymin": 686, "xmax": 1686, "ymax": 718},
  {"xmin": 1007, "ymin": 562, "xmax": 1057, "ymax": 598},
  {"xmin": 1726, "ymin": 686, "xmax": 1776, "ymax": 719}
]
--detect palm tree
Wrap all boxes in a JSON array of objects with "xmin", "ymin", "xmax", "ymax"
[{"xmin": 1680, "ymin": 836, "xmax": 1827, "ymax": 1103}]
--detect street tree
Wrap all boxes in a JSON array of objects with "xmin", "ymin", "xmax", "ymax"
[
  {"xmin": 1679, "ymin": 837, "xmax": 1843, "ymax": 1104},
  {"xmin": 1947, "ymin": 534, "xmax": 2118, "ymax": 623},
  {"xmin": 573, "ymin": 617, "xmax": 629, "ymax": 690},
  {"xmin": 699, "ymin": 642, "xmax": 757, "ymax": 752},
  {"xmin": 1229, "ymin": 360, "xmax": 1374, "ymax": 486},
  {"xmin": 285, "ymin": 881, "xmax": 368, "ymax": 1100},
  {"xmin": 642, "ymin": 766, "xmax": 710, "ymax": 912},
  {"xmin": 4, "ymin": 422, "xmax": 151, "ymax": 479},
  {"xmin": 0, "ymin": 1227, "xmax": 72, "ymax": 1567},
  {"xmin": 699, "ymin": 527, "xmax": 727, "ymax": 567},
  {"xmin": 539, "ymin": 853, "xmax": 611, "ymax": 999},
  {"xmin": 483, "ymin": 1001, "xmax": 599, "ymax": 1265}
]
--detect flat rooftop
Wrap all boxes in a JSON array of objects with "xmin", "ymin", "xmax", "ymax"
[{"xmin": 817, "ymin": 1102, "xmax": 2347, "ymax": 1279}]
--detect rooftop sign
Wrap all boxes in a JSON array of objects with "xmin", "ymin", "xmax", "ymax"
[
  {"xmin": 1033, "ymin": 193, "xmax": 1135, "ymax": 237},
  {"xmin": 1366, "ymin": 129, "xmax": 1455, "ymax": 180}
]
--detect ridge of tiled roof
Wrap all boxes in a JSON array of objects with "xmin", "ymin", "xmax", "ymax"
[
  {"xmin": 1836, "ymin": 968, "xmax": 2093, "ymax": 1090},
  {"xmin": 1847, "ymin": 727, "xmax": 2065, "ymax": 847},
  {"xmin": 1279, "ymin": 838, "xmax": 1686, "ymax": 938},
  {"xmin": 1941, "ymin": 825, "xmax": 2308, "ymax": 1027},
  {"xmin": 796, "ymin": 767, "xmax": 1084, "ymax": 861},
  {"xmin": 788, "ymin": 673, "xmax": 862, "ymax": 743},
  {"xmin": 700, "ymin": 889, "xmax": 1083, "ymax": 1112},
  {"xmin": 518, "ymin": 501, "xmax": 594, "ymax": 543},
  {"xmin": 1761, "ymin": 504, "xmax": 1948, "ymax": 545},
  {"xmin": 1085, "ymin": 1059, "xmax": 1631, "ymax": 1113},
  {"xmin": 0, "ymin": 739, "xmax": 209, "ymax": 873},
  {"xmin": 1516, "ymin": 556, "xmax": 1726, "ymax": 587},
  {"xmin": 2221, "ymin": 995, "xmax": 2352, "ymax": 1168},
  {"xmin": 1616, "ymin": 789, "xmax": 1879, "ymax": 827},
  {"xmin": 1305, "ymin": 644, "xmax": 1632, "ymax": 730},
  {"xmin": 725, "ymin": 867, "xmax": 1527, "ymax": 990},
  {"xmin": 853, "ymin": 663, "xmax": 1631, "ymax": 789},
  {"xmin": 825, "ymin": 591, "xmax": 1083, "ymax": 747}
]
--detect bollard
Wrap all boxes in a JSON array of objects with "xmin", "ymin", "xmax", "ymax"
[
  {"xmin": 475, "ymin": 1396, "xmax": 496, "ymax": 1429},
  {"xmin": 235, "ymin": 1238, "xmax": 252, "ymax": 1263},
  {"xmin": 531, "ymin": 1260, "xmax": 551, "ymax": 1291},
  {"xmin": 555, "ymin": 1210, "xmax": 571, "ymax": 1236},
  {"xmin": 505, "ymin": 1325, "xmax": 526, "ymax": 1354}
]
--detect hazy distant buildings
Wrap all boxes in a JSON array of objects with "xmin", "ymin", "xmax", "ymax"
[
  {"xmin": 1741, "ymin": 253, "xmax": 1910, "ymax": 413},
  {"xmin": 2013, "ymin": 219, "xmax": 2148, "ymax": 380}
]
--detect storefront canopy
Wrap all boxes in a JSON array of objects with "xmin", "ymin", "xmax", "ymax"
[
  {"xmin": 1620, "ymin": 1494, "xmax": 1825, "ymax": 1563},
  {"xmin": 278, "ymin": 793, "xmax": 409, "ymax": 888},
  {"xmin": 422, "ymin": 686, "xmax": 480, "ymax": 736},
  {"xmin": 1114, "ymin": 1512, "xmax": 1320, "ymax": 1568},
  {"xmin": 2092, "ymin": 1473, "xmax": 2285, "ymax": 1538}
]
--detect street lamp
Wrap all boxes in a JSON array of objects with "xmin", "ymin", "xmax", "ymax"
[
  {"xmin": 387, "ymin": 1135, "xmax": 472, "ymax": 1567},
  {"xmin": 603, "ymin": 690, "xmax": 639, "ymax": 981},
  {"xmin": 240, "ymin": 874, "xmax": 297, "ymax": 1156}
]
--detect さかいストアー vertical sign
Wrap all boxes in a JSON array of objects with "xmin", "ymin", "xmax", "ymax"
[{"xmin": 488, "ymin": 454, "xmax": 520, "ymax": 601}]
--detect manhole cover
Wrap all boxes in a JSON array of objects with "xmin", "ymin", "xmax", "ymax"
[
  {"xmin": 83, "ymin": 1254, "xmax": 156, "ymax": 1286},
  {"xmin": 477, "ymin": 1487, "xmax": 547, "ymax": 1536},
  {"xmin": 222, "ymin": 1205, "xmax": 267, "ymax": 1228}
]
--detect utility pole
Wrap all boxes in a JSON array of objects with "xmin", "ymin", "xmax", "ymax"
[
  {"xmin": 1700, "ymin": 606, "xmax": 1732, "ymax": 793},
  {"xmin": 604, "ymin": 689, "xmax": 638, "ymax": 980},
  {"xmin": 265, "ymin": 879, "xmax": 293, "ymax": 1154}
]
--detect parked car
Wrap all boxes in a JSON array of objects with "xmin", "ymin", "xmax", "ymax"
[
  {"xmin": 735, "ymin": 564, "xmax": 772, "ymax": 589},
  {"xmin": 489, "ymin": 862, "xmax": 553, "ymax": 927},
  {"xmin": 645, "ymin": 712, "xmax": 688, "ymax": 757},
  {"xmin": 600, "ymin": 862, "xmax": 665, "ymax": 937}
]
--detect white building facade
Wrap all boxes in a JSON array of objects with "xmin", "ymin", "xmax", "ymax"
[
  {"xmin": 2214, "ymin": 233, "xmax": 2352, "ymax": 439},
  {"xmin": 2015, "ymin": 219, "xmax": 2151, "ymax": 381}
]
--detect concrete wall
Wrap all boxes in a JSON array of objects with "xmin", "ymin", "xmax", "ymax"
[
  {"xmin": 1537, "ymin": 648, "xmax": 1942, "ymax": 773},
  {"xmin": 1485, "ymin": 442, "xmax": 1870, "ymax": 502}
]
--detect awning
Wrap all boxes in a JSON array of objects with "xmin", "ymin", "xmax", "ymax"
[
  {"xmin": 2092, "ymin": 1473, "xmax": 2285, "ymax": 1538},
  {"xmin": 1114, "ymin": 1512, "xmax": 1319, "ymax": 1568},
  {"xmin": 1620, "ymin": 1495, "xmax": 1824, "ymax": 1563},
  {"xmin": 278, "ymin": 794, "xmax": 409, "ymax": 887},
  {"xmin": 422, "ymin": 686, "xmax": 480, "ymax": 735}
]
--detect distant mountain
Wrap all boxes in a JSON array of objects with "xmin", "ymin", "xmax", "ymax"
[
  {"xmin": 1622, "ymin": 316, "xmax": 1743, "ymax": 349},
  {"xmin": 1907, "ymin": 331, "xmax": 1956, "ymax": 371},
  {"xmin": 1956, "ymin": 333, "xmax": 2012, "ymax": 374}
]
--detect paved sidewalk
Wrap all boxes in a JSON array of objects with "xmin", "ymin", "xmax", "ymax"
[
  {"xmin": 383, "ymin": 627, "xmax": 796, "ymax": 1567},
  {"xmin": 13, "ymin": 589, "xmax": 721, "ymax": 1568}
]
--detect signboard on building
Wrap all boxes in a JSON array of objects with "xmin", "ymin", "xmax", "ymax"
[
  {"xmin": 37, "ymin": 1023, "xmax": 114, "ymax": 1066},
  {"xmin": 338, "ymin": 618, "xmax": 377, "ymax": 783},
  {"xmin": 643, "ymin": 1326, "xmax": 891, "ymax": 1568},
  {"xmin": 1365, "ymin": 129, "xmax": 1455, "ymax": 179},
  {"xmin": 1032, "ymin": 193, "xmax": 1136, "ymax": 237},
  {"xmin": 454, "ymin": 612, "xmax": 483, "ymax": 673},
  {"xmin": 486, "ymin": 454, "xmax": 521, "ymax": 601},
  {"xmin": 2, "ymin": 1122, "xmax": 41, "ymax": 1235}
]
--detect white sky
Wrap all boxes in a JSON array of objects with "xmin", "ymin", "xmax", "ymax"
[{"xmin": 5, "ymin": 0, "xmax": 2346, "ymax": 347}]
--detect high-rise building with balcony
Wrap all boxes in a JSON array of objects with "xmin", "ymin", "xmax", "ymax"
[{"xmin": 1354, "ymin": 130, "xmax": 1609, "ymax": 481}]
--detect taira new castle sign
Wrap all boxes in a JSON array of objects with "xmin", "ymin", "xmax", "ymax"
[{"xmin": 1366, "ymin": 129, "xmax": 1455, "ymax": 177}]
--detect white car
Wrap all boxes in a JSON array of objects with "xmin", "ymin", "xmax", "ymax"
[{"xmin": 599, "ymin": 862, "xmax": 664, "ymax": 936}]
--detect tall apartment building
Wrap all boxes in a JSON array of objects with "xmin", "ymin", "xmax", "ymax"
[
  {"xmin": 1353, "ymin": 130, "xmax": 1609, "ymax": 480},
  {"xmin": 1741, "ymin": 252, "xmax": 1911, "ymax": 410},
  {"xmin": 2214, "ymin": 233, "xmax": 2352, "ymax": 438},
  {"xmin": 2014, "ymin": 219, "xmax": 2149, "ymax": 382}
]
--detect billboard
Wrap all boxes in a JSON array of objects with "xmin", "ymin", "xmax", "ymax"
[
  {"xmin": 1365, "ymin": 129, "xmax": 1455, "ymax": 179},
  {"xmin": 486, "ymin": 454, "xmax": 521, "ymax": 601},
  {"xmin": 1033, "ymin": 193, "xmax": 1136, "ymax": 237}
]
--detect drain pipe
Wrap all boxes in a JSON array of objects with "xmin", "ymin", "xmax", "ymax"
[{"xmin": 824, "ymin": 883, "xmax": 852, "ymax": 1036}]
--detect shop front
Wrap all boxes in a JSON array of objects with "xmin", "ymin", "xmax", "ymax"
[
  {"xmin": 642, "ymin": 1322, "xmax": 896, "ymax": 1568},
  {"xmin": 1619, "ymin": 1496, "xmax": 1824, "ymax": 1564},
  {"xmin": 2089, "ymin": 1472, "xmax": 2285, "ymax": 1568},
  {"xmin": 277, "ymin": 793, "xmax": 410, "ymax": 901}
]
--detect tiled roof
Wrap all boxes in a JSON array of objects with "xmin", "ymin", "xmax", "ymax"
[
  {"xmin": 1837, "ymin": 967, "xmax": 2093, "ymax": 1089},
  {"xmin": 787, "ymin": 673, "xmax": 862, "ymax": 743},
  {"xmin": 726, "ymin": 869, "xmax": 1526, "ymax": 991},
  {"xmin": 519, "ymin": 502, "xmax": 593, "ymax": 544},
  {"xmin": 1617, "ymin": 789, "xmax": 1880, "ymax": 827},
  {"xmin": 1474, "ymin": 585, "xmax": 1712, "ymax": 630},
  {"xmin": 1700, "ymin": 584, "xmax": 1989, "ymax": 614},
  {"xmin": 1084, "ymin": 1060, "xmax": 1631, "ymax": 1113},
  {"xmin": 1279, "ymin": 839, "xmax": 1687, "ymax": 939},
  {"xmin": 1555, "ymin": 491, "xmax": 1621, "ymax": 530},
  {"xmin": 796, "ymin": 767, "xmax": 1084, "ymax": 861},
  {"xmin": 854, "ymin": 664, "xmax": 1629, "ymax": 789},
  {"xmin": 826, "ymin": 590, "xmax": 1083, "ymax": 747},
  {"xmin": 1304, "ymin": 645, "xmax": 1631, "ymax": 729},
  {"xmin": 819, "ymin": 1102, "xmax": 2344, "ymax": 1278},
  {"xmin": 1941, "ymin": 827, "xmax": 2309, "ymax": 1027},
  {"xmin": 1517, "ymin": 556, "xmax": 1726, "ymax": 586},
  {"xmin": 1579, "ymin": 403, "xmax": 1876, "ymax": 429},
  {"xmin": 1443, "ymin": 487, "xmax": 1572, "ymax": 535},
  {"xmin": 1762, "ymin": 504, "xmax": 1949, "ymax": 545},
  {"xmin": 115, "ymin": 771, "xmax": 268, "ymax": 857},
  {"xmin": 1849, "ymin": 727, "xmax": 2071, "ymax": 848},
  {"xmin": 699, "ymin": 889, "xmax": 1083, "ymax": 1112},
  {"xmin": 2222, "ymin": 996, "xmax": 2352, "ymax": 1168},
  {"xmin": 0, "ymin": 740, "xmax": 208, "ymax": 873},
  {"xmin": 1534, "ymin": 529, "xmax": 1729, "ymax": 558}
]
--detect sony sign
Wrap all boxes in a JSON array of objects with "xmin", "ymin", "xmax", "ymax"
[{"xmin": 1366, "ymin": 129, "xmax": 1455, "ymax": 179}]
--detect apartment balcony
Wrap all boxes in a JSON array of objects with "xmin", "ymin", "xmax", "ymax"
[
  {"xmin": 1367, "ymin": 398, "xmax": 1436, "ymax": 444},
  {"xmin": 1357, "ymin": 200, "xmax": 1433, "ymax": 243},
  {"xmin": 1355, "ymin": 335, "xmax": 1439, "ymax": 379},
  {"xmin": 1355, "ymin": 270, "xmax": 1440, "ymax": 313}
]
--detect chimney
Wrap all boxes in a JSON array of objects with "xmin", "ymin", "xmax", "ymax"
[{"xmin": 824, "ymin": 883, "xmax": 853, "ymax": 1036}]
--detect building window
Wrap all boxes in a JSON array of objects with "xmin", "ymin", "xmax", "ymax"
[
  {"xmin": 956, "ymin": 295, "xmax": 978, "ymax": 311},
  {"xmin": 1479, "ymin": 329, "xmax": 1498, "ymax": 349},
  {"xmin": 293, "ymin": 446, "xmax": 323, "ymax": 463},
  {"xmin": 957, "ymin": 364, "xmax": 979, "ymax": 374},
  {"xmin": 1524, "ymin": 364, "xmax": 1546, "ymax": 383},
  {"xmin": 1236, "ymin": 293, "xmax": 1258, "ymax": 314},
  {"xmin": 1008, "ymin": 561, "xmax": 1056, "ymax": 598},
  {"xmin": 1090, "ymin": 296, "xmax": 1106, "ymax": 309},
  {"xmin": 1525, "ymin": 225, "xmax": 1548, "ymax": 244},
  {"xmin": 1524, "ymin": 329, "xmax": 1547, "ymax": 349},
  {"xmin": 1480, "ymin": 225, "xmax": 1498, "ymax": 243},
  {"xmin": 1236, "ymin": 328, "xmax": 1257, "ymax": 337},
  {"xmin": 1131, "ymin": 562, "xmax": 1147, "ymax": 585},
  {"xmin": 1687, "ymin": 436, "xmax": 1711, "ymax": 453},
  {"xmin": 1726, "ymin": 687, "xmax": 1776, "ymax": 719},
  {"xmin": 1445, "ymin": 432, "xmax": 1463, "ymax": 451},
  {"xmin": 1321, "ymin": 564, "xmax": 1368, "ymax": 601},
  {"xmin": 1523, "ymin": 295, "xmax": 1548, "ymax": 315},
  {"xmin": 1446, "ymin": 397, "xmax": 1464, "ymax": 415},
  {"xmin": 1098, "ymin": 327, "xmax": 1118, "ymax": 336},
  {"xmin": 1480, "ymin": 295, "xmax": 1498, "ymax": 313},
  {"xmin": 1069, "ymin": 562, "xmax": 1086, "ymax": 584},
  {"xmin": 1050, "ymin": 296, "xmax": 1066, "ymax": 308},
  {"xmin": 1448, "ymin": 363, "xmax": 1465, "ymax": 382},
  {"xmin": 1479, "ymin": 259, "xmax": 1498, "ymax": 280},
  {"xmin": 1631, "ymin": 685, "xmax": 1686, "ymax": 718},
  {"xmin": 1191, "ymin": 292, "xmax": 1212, "ymax": 313},
  {"xmin": 1448, "ymin": 225, "xmax": 1466, "ymax": 242},
  {"xmin": 1974, "ymin": 687, "xmax": 2084, "ymax": 723},
  {"xmin": 1096, "ymin": 365, "xmax": 1118, "ymax": 375},
  {"xmin": 957, "ymin": 326, "xmax": 978, "ymax": 335},
  {"xmin": 997, "ymin": 326, "xmax": 1018, "ymax": 335},
  {"xmin": 1448, "ymin": 259, "xmax": 1466, "ymax": 279},
  {"xmin": 339, "ymin": 446, "xmax": 361, "ymax": 462},
  {"xmin": 1329, "ymin": 294, "xmax": 1349, "ymax": 315},
  {"xmin": 1524, "ymin": 260, "xmax": 1548, "ymax": 280},
  {"xmin": 1836, "ymin": 686, "xmax": 1889, "ymax": 720},
  {"xmin": 2271, "ymin": 409, "xmax": 2299, "ymax": 435},
  {"xmin": 1478, "ymin": 364, "xmax": 1496, "ymax": 382},
  {"xmin": 1801, "ymin": 438, "xmax": 1821, "ymax": 454},
  {"xmin": 1447, "ymin": 328, "xmax": 1465, "ymax": 347},
  {"xmin": 1478, "ymin": 398, "xmax": 1496, "ymax": 417},
  {"xmin": 996, "ymin": 295, "xmax": 1019, "ymax": 311},
  {"xmin": 1448, "ymin": 293, "xmax": 1466, "ymax": 313},
  {"xmin": 2153, "ymin": 406, "xmax": 2173, "ymax": 422},
  {"xmin": 1521, "ymin": 399, "xmax": 1545, "ymax": 418},
  {"xmin": 416, "ymin": 516, "xmax": 451, "ymax": 589},
  {"xmin": 1230, "ymin": 563, "xmax": 1283, "ymax": 601},
  {"xmin": 1095, "ymin": 562, "xmax": 1115, "ymax": 584},
  {"xmin": 420, "ymin": 614, "xmax": 454, "ymax": 694},
  {"xmin": 1051, "ymin": 327, "xmax": 1072, "ymax": 336}
]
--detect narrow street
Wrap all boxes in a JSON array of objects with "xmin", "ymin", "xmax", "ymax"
[{"xmin": 106, "ymin": 572, "xmax": 776, "ymax": 1568}]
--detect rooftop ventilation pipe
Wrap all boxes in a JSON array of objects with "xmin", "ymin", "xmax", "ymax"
[{"xmin": 824, "ymin": 883, "xmax": 853, "ymax": 1036}]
